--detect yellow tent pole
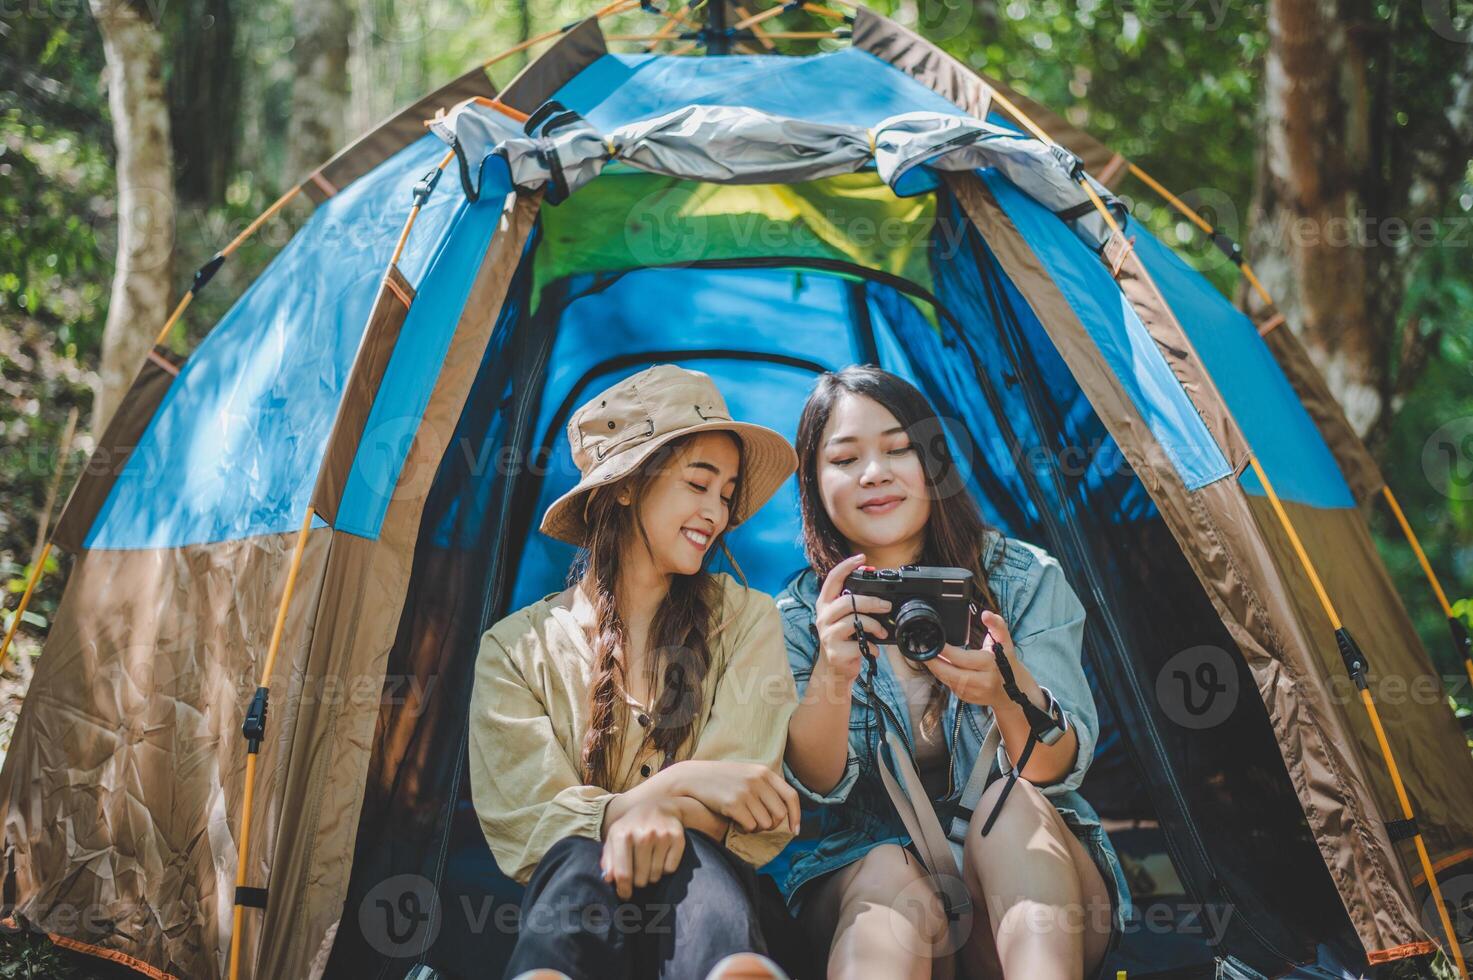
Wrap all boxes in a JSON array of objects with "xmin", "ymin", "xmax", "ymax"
[
  {"xmin": 1381, "ymin": 485, "xmax": 1473, "ymax": 690},
  {"xmin": 0, "ymin": 541, "xmax": 51, "ymax": 666},
  {"xmin": 224, "ymin": 144, "xmax": 455, "ymax": 978},
  {"xmin": 1123, "ymin": 157, "xmax": 1471, "ymax": 679},
  {"xmin": 1249, "ymin": 457, "xmax": 1467, "ymax": 977},
  {"xmin": 482, "ymin": 0, "xmax": 645, "ymax": 69},
  {"xmin": 152, "ymin": 185, "xmax": 304, "ymax": 349},
  {"xmin": 227, "ymin": 506, "xmax": 315, "ymax": 980}
]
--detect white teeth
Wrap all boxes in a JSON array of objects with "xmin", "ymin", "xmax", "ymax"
[{"xmin": 682, "ymin": 528, "xmax": 710, "ymax": 547}]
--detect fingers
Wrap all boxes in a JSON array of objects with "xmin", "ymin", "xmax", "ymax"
[
  {"xmin": 935, "ymin": 642, "xmax": 989, "ymax": 670},
  {"xmin": 728, "ymin": 800, "xmax": 758, "ymax": 834},
  {"xmin": 664, "ymin": 830, "xmax": 686, "ymax": 874},
  {"xmin": 821, "ymin": 592, "xmax": 893, "ymax": 622},
  {"xmin": 785, "ymin": 782, "xmax": 802, "ymax": 835},
  {"xmin": 819, "ymin": 553, "xmax": 869, "ymax": 605},
  {"xmin": 922, "ymin": 654, "xmax": 966, "ymax": 688},
  {"xmin": 822, "ymin": 613, "xmax": 889, "ymax": 644},
  {"xmin": 633, "ymin": 831, "xmax": 657, "ymax": 890},
  {"xmin": 979, "ymin": 610, "xmax": 1013, "ymax": 648},
  {"xmin": 766, "ymin": 771, "xmax": 801, "ymax": 835},
  {"xmin": 603, "ymin": 834, "xmax": 634, "ymax": 901},
  {"xmin": 746, "ymin": 788, "xmax": 780, "ymax": 833}
]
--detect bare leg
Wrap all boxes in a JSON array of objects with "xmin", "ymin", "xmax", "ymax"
[
  {"xmin": 797, "ymin": 843, "xmax": 955, "ymax": 980},
  {"xmin": 958, "ymin": 779, "xmax": 1112, "ymax": 980}
]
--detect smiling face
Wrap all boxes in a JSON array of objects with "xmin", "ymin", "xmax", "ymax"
[
  {"xmin": 621, "ymin": 431, "xmax": 742, "ymax": 578},
  {"xmin": 817, "ymin": 392, "xmax": 930, "ymax": 566}
]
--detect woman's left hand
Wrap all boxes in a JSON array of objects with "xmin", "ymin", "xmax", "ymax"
[{"xmin": 922, "ymin": 610, "xmax": 1015, "ymax": 708}]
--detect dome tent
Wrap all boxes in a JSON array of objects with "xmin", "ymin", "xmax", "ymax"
[{"xmin": 3, "ymin": 4, "xmax": 1471, "ymax": 978}]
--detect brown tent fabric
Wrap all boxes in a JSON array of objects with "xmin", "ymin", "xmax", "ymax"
[
  {"xmin": 0, "ymin": 528, "xmax": 333, "ymax": 979},
  {"xmin": 253, "ymin": 193, "xmax": 540, "ymax": 980},
  {"xmin": 944, "ymin": 173, "xmax": 1438, "ymax": 958},
  {"xmin": 497, "ymin": 17, "xmax": 608, "ymax": 115},
  {"xmin": 310, "ymin": 267, "xmax": 417, "ymax": 525},
  {"xmin": 1246, "ymin": 497, "xmax": 1473, "ymax": 865},
  {"xmin": 52, "ymin": 345, "xmax": 185, "ymax": 553}
]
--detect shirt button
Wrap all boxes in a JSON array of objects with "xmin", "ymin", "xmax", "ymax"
[
  {"xmin": 637, "ymin": 714, "xmax": 650, "ymax": 727},
  {"xmin": 640, "ymin": 764, "xmax": 652, "ymax": 777}
]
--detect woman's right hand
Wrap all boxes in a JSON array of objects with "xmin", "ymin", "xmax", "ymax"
[
  {"xmin": 666, "ymin": 759, "xmax": 800, "ymax": 835},
  {"xmin": 814, "ymin": 553, "xmax": 892, "ymax": 685},
  {"xmin": 601, "ymin": 796, "xmax": 686, "ymax": 900}
]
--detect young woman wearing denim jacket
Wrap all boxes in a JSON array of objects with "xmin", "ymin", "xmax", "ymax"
[{"xmin": 767, "ymin": 366, "xmax": 1131, "ymax": 980}]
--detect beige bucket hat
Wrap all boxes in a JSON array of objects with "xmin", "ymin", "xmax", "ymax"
[{"xmin": 539, "ymin": 364, "xmax": 798, "ymax": 547}]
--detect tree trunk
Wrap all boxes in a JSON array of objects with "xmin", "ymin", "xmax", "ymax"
[
  {"xmin": 1248, "ymin": 0, "xmax": 1473, "ymax": 443},
  {"xmin": 1247, "ymin": 0, "xmax": 1386, "ymax": 437},
  {"xmin": 286, "ymin": 0, "xmax": 352, "ymax": 180},
  {"xmin": 91, "ymin": 0, "xmax": 176, "ymax": 436}
]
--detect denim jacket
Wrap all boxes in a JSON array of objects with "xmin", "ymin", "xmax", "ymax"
[{"xmin": 762, "ymin": 533, "xmax": 1131, "ymax": 933}]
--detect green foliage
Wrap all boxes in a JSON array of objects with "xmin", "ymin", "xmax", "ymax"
[
  {"xmin": 0, "ymin": 931, "xmax": 74, "ymax": 980},
  {"xmin": 0, "ymin": 0, "xmax": 1470, "ymax": 768}
]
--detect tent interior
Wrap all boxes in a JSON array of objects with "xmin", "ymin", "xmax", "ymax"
[{"xmin": 320, "ymin": 165, "xmax": 1366, "ymax": 980}]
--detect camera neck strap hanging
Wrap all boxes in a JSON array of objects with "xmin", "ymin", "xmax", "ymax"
[{"xmin": 848, "ymin": 593, "xmax": 1065, "ymax": 847}]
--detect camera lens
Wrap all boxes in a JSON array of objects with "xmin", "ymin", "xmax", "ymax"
[{"xmin": 894, "ymin": 598, "xmax": 945, "ymax": 661}]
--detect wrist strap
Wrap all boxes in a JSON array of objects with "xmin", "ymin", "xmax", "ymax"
[{"xmin": 977, "ymin": 605, "xmax": 1062, "ymax": 740}]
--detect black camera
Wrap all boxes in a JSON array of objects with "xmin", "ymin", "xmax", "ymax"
[{"xmin": 842, "ymin": 564, "xmax": 974, "ymax": 662}]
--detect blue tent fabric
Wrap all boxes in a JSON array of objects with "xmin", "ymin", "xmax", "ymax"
[
  {"xmin": 550, "ymin": 48, "xmax": 967, "ymax": 131},
  {"xmin": 506, "ymin": 266, "xmax": 868, "ymax": 610},
  {"xmin": 86, "ymin": 134, "xmax": 464, "ymax": 550},
  {"xmin": 980, "ymin": 170, "xmax": 1233, "ymax": 493},
  {"xmin": 81, "ymin": 44, "xmax": 1336, "ymax": 558},
  {"xmin": 333, "ymin": 188, "xmax": 515, "ymax": 539},
  {"xmin": 1127, "ymin": 230, "xmax": 1355, "ymax": 510}
]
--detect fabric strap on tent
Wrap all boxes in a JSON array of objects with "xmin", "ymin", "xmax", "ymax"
[{"xmin": 428, "ymin": 98, "xmax": 1124, "ymax": 248}]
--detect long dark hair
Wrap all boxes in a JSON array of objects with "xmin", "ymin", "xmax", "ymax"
[
  {"xmin": 794, "ymin": 366, "xmax": 1003, "ymax": 735},
  {"xmin": 573, "ymin": 431, "xmax": 745, "ymax": 791}
]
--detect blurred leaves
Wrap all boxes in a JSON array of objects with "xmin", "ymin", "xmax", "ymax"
[{"xmin": 0, "ymin": 0, "xmax": 1470, "ymax": 716}]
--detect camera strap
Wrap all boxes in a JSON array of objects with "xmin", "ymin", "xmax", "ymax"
[{"xmin": 849, "ymin": 600, "xmax": 974, "ymax": 952}]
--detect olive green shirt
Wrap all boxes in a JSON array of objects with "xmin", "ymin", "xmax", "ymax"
[{"xmin": 470, "ymin": 572, "xmax": 799, "ymax": 884}]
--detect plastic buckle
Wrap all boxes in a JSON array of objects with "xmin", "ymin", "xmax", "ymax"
[
  {"xmin": 242, "ymin": 686, "xmax": 269, "ymax": 753},
  {"xmin": 412, "ymin": 166, "xmax": 443, "ymax": 207}
]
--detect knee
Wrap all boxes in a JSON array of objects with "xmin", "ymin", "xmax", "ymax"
[
  {"xmin": 668, "ymin": 829, "xmax": 753, "ymax": 902},
  {"xmin": 965, "ymin": 779, "xmax": 1063, "ymax": 851},
  {"xmin": 526, "ymin": 834, "xmax": 611, "ymax": 897},
  {"xmin": 843, "ymin": 845, "xmax": 946, "ymax": 936}
]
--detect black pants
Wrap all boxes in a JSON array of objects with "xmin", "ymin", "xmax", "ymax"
[{"xmin": 504, "ymin": 829, "xmax": 769, "ymax": 980}]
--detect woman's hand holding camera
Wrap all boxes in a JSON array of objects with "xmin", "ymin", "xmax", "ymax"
[
  {"xmin": 814, "ymin": 554, "xmax": 892, "ymax": 689},
  {"xmin": 924, "ymin": 609, "xmax": 1028, "ymax": 708},
  {"xmin": 665, "ymin": 759, "xmax": 800, "ymax": 835}
]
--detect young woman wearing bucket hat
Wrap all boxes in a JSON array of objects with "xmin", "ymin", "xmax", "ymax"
[
  {"xmin": 469, "ymin": 364, "xmax": 804, "ymax": 980},
  {"xmin": 769, "ymin": 366, "xmax": 1131, "ymax": 980}
]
